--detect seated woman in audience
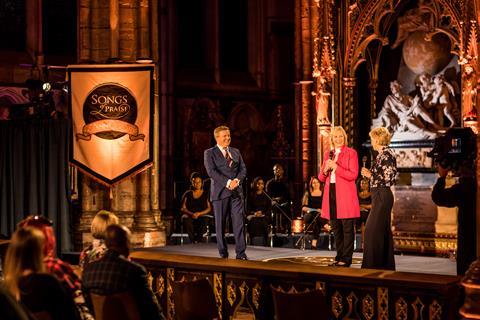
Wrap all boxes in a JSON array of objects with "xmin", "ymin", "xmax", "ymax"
[
  {"xmin": 180, "ymin": 172, "xmax": 213, "ymax": 243},
  {"xmin": 79, "ymin": 210, "xmax": 119, "ymax": 269},
  {"xmin": 246, "ymin": 177, "xmax": 272, "ymax": 246},
  {"xmin": 18, "ymin": 215, "xmax": 94, "ymax": 320},
  {"xmin": 4, "ymin": 227, "xmax": 78, "ymax": 320},
  {"xmin": 302, "ymin": 177, "xmax": 328, "ymax": 249}
]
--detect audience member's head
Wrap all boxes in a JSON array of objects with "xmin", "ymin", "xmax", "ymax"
[
  {"xmin": 4, "ymin": 227, "xmax": 45, "ymax": 297},
  {"xmin": 91, "ymin": 210, "xmax": 119, "ymax": 240},
  {"xmin": 17, "ymin": 215, "xmax": 56, "ymax": 257},
  {"xmin": 105, "ymin": 224, "xmax": 131, "ymax": 257}
]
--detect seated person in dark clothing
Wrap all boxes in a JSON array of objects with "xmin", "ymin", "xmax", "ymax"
[
  {"xmin": 180, "ymin": 172, "xmax": 213, "ymax": 243},
  {"xmin": 246, "ymin": 177, "xmax": 272, "ymax": 245},
  {"xmin": 301, "ymin": 177, "xmax": 328, "ymax": 249},
  {"xmin": 431, "ymin": 163, "xmax": 477, "ymax": 275},
  {"xmin": 82, "ymin": 224, "xmax": 165, "ymax": 320},
  {"xmin": 0, "ymin": 282, "xmax": 30, "ymax": 320},
  {"xmin": 4, "ymin": 227, "xmax": 79, "ymax": 320},
  {"xmin": 265, "ymin": 163, "xmax": 292, "ymax": 231}
]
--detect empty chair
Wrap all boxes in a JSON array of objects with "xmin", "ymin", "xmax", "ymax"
[
  {"xmin": 173, "ymin": 278, "xmax": 218, "ymax": 320},
  {"xmin": 271, "ymin": 285, "xmax": 329, "ymax": 320},
  {"xmin": 90, "ymin": 292, "xmax": 141, "ymax": 320}
]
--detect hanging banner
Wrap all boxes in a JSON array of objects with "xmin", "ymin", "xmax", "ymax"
[{"xmin": 68, "ymin": 65, "xmax": 154, "ymax": 185}]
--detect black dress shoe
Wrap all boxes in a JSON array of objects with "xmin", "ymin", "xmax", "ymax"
[
  {"xmin": 236, "ymin": 255, "xmax": 248, "ymax": 260},
  {"xmin": 220, "ymin": 253, "xmax": 229, "ymax": 259},
  {"xmin": 336, "ymin": 261, "xmax": 351, "ymax": 267}
]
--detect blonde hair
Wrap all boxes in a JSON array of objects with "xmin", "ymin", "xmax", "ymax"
[
  {"xmin": 369, "ymin": 127, "xmax": 391, "ymax": 146},
  {"xmin": 329, "ymin": 126, "xmax": 348, "ymax": 146},
  {"xmin": 91, "ymin": 210, "xmax": 120, "ymax": 239},
  {"xmin": 4, "ymin": 227, "xmax": 45, "ymax": 298},
  {"xmin": 213, "ymin": 125, "xmax": 230, "ymax": 137}
]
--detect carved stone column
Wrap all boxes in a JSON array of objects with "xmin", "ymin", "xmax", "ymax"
[
  {"xmin": 133, "ymin": 169, "xmax": 164, "ymax": 247},
  {"xmin": 76, "ymin": 176, "xmax": 107, "ymax": 250},
  {"xmin": 111, "ymin": 177, "xmax": 136, "ymax": 229},
  {"xmin": 369, "ymin": 79, "xmax": 378, "ymax": 119},
  {"xmin": 342, "ymin": 77, "xmax": 356, "ymax": 145},
  {"xmin": 109, "ymin": 0, "xmax": 119, "ymax": 58},
  {"xmin": 300, "ymin": 81, "xmax": 313, "ymax": 181}
]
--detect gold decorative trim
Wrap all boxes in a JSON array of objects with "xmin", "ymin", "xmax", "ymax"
[
  {"xmin": 213, "ymin": 272, "xmax": 222, "ymax": 320},
  {"xmin": 232, "ymin": 281, "xmax": 251, "ymax": 318},
  {"xmin": 166, "ymin": 268, "xmax": 175, "ymax": 320},
  {"xmin": 344, "ymin": 291, "xmax": 359, "ymax": 318},
  {"xmin": 377, "ymin": 287, "xmax": 389, "ymax": 320},
  {"xmin": 252, "ymin": 282, "xmax": 261, "ymax": 310},
  {"xmin": 412, "ymin": 297, "xmax": 425, "ymax": 320},
  {"xmin": 362, "ymin": 294, "xmax": 374, "ymax": 320},
  {"xmin": 147, "ymin": 272, "xmax": 153, "ymax": 290},
  {"xmin": 429, "ymin": 299, "xmax": 442, "ymax": 320},
  {"xmin": 395, "ymin": 297, "xmax": 408, "ymax": 320},
  {"xmin": 332, "ymin": 291, "xmax": 343, "ymax": 318},
  {"xmin": 227, "ymin": 281, "xmax": 237, "ymax": 307},
  {"xmin": 156, "ymin": 274, "xmax": 165, "ymax": 298}
]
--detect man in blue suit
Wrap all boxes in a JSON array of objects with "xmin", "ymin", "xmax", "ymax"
[{"xmin": 204, "ymin": 125, "xmax": 248, "ymax": 259}]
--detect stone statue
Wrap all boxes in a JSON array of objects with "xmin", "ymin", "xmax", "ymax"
[
  {"xmin": 373, "ymin": 81, "xmax": 440, "ymax": 140},
  {"xmin": 417, "ymin": 73, "xmax": 435, "ymax": 107},
  {"xmin": 312, "ymin": 76, "xmax": 331, "ymax": 125},
  {"xmin": 431, "ymin": 74, "xmax": 457, "ymax": 128},
  {"xmin": 391, "ymin": 4, "xmax": 433, "ymax": 49},
  {"xmin": 462, "ymin": 64, "xmax": 477, "ymax": 119}
]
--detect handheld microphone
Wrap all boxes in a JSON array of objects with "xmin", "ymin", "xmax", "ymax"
[
  {"xmin": 329, "ymin": 149, "xmax": 335, "ymax": 160},
  {"xmin": 362, "ymin": 156, "xmax": 368, "ymax": 168}
]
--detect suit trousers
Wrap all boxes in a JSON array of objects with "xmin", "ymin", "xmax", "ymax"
[{"xmin": 213, "ymin": 195, "xmax": 246, "ymax": 258}]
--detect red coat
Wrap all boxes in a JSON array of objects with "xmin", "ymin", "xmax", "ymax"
[{"xmin": 318, "ymin": 146, "xmax": 360, "ymax": 219}]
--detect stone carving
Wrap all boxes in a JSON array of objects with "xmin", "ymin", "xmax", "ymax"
[
  {"xmin": 372, "ymin": 81, "xmax": 440, "ymax": 140},
  {"xmin": 392, "ymin": 5, "xmax": 433, "ymax": 49},
  {"xmin": 431, "ymin": 74, "xmax": 457, "ymax": 127},
  {"xmin": 312, "ymin": 76, "xmax": 331, "ymax": 126},
  {"xmin": 462, "ymin": 64, "xmax": 477, "ymax": 119}
]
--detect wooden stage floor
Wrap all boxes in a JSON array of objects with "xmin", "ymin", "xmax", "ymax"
[{"xmin": 135, "ymin": 243, "xmax": 457, "ymax": 275}]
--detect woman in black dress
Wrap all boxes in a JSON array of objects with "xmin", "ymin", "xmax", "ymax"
[
  {"xmin": 360, "ymin": 127, "xmax": 397, "ymax": 270},
  {"xmin": 246, "ymin": 177, "xmax": 272, "ymax": 246},
  {"xmin": 301, "ymin": 177, "xmax": 328, "ymax": 249},
  {"xmin": 180, "ymin": 172, "xmax": 212, "ymax": 243}
]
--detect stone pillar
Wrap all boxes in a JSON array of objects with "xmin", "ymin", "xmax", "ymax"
[
  {"xmin": 111, "ymin": 177, "xmax": 136, "ymax": 229},
  {"xmin": 76, "ymin": 176, "xmax": 107, "ymax": 250},
  {"xmin": 300, "ymin": 81, "xmax": 313, "ymax": 181},
  {"xmin": 90, "ymin": 0, "xmax": 109, "ymax": 62},
  {"xmin": 133, "ymin": 168, "xmax": 164, "ymax": 247},
  {"xmin": 109, "ymin": 0, "xmax": 119, "ymax": 58},
  {"xmin": 342, "ymin": 77, "xmax": 356, "ymax": 145},
  {"xmin": 369, "ymin": 79, "xmax": 378, "ymax": 119},
  {"xmin": 119, "ymin": 0, "xmax": 137, "ymax": 61},
  {"xmin": 138, "ymin": 0, "xmax": 150, "ymax": 59}
]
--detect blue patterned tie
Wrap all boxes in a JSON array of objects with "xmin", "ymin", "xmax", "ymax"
[{"xmin": 224, "ymin": 148, "xmax": 233, "ymax": 167}]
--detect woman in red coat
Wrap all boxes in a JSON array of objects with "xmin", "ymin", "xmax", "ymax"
[{"xmin": 319, "ymin": 126, "xmax": 360, "ymax": 267}]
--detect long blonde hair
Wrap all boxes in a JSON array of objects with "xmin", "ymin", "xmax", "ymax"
[{"xmin": 4, "ymin": 227, "xmax": 45, "ymax": 298}]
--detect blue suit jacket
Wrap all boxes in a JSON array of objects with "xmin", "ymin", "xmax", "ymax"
[{"xmin": 204, "ymin": 146, "xmax": 247, "ymax": 201}]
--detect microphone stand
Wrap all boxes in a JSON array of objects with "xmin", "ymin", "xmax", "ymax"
[
  {"xmin": 262, "ymin": 190, "xmax": 291, "ymax": 237},
  {"xmin": 294, "ymin": 208, "xmax": 321, "ymax": 249}
]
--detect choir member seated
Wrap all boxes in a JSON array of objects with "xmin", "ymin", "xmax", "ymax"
[
  {"xmin": 246, "ymin": 177, "xmax": 272, "ymax": 246},
  {"xmin": 180, "ymin": 172, "xmax": 213, "ymax": 243},
  {"xmin": 301, "ymin": 177, "xmax": 329, "ymax": 249}
]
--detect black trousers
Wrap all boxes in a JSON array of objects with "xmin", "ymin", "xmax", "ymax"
[
  {"xmin": 329, "ymin": 183, "xmax": 355, "ymax": 264},
  {"xmin": 182, "ymin": 215, "xmax": 211, "ymax": 243},
  {"xmin": 361, "ymin": 187, "xmax": 395, "ymax": 270}
]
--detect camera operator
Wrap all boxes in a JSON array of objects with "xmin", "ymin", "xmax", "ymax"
[{"xmin": 431, "ymin": 161, "xmax": 477, "ymax": 275}]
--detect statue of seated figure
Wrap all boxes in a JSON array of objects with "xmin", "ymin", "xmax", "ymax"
[{"xmin": 372, "ymin": 81, "xmax": 441, "ymax": 140}]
